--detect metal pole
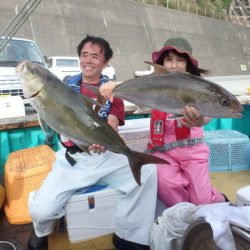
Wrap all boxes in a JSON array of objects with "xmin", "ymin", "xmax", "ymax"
[
  {"xmin": 0, "ymin": 0, "xmax": 41, "ymax": 52},
  {"xmin": 26, "ymin": 0, "xmax": 36, "ymax": 42}
]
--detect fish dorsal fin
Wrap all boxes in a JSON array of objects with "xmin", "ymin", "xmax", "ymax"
[
  {"xmin": 144, "ymin": 61, "xmax": 196, "ymax": 78},
  {"xmin": 38, "ymin": 116, "xmax": 54, "ymax": 137},
  {"xmin": 78, "ymin": 94, "xmax": 102, "ymax": 112},
  {"xmin": 84, "ymin": 84, "xmax": 99, "ymax": 94},
  {"xmin": 79, "ymin": 93, "xmax": 101, "ymax": 106},
  {"xmin": 144, "ymin": 61, "xmax": 174, "ymax": 75}
]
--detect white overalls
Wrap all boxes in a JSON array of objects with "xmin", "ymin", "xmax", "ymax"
[{"xmin": 28, "ymin": 146, "xmax": 157, "ymax": 245}]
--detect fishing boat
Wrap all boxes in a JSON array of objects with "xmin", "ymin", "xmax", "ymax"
[{"xmin": 0, "ymin": 78, "xmax": 250, "ymax": 249}]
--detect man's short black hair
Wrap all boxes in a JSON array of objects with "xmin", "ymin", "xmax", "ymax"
[{"xmin": 77, "ymin": 35, "xmax": 113, "ymax": 62}]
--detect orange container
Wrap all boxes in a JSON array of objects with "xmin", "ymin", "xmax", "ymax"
[
  {"xmin": 0, "ymin": 184, "xmax": 5, "ymax": 209},
  {"xmin": 4, "ymin": 145, "xmax": 55, "ymax": 224}
]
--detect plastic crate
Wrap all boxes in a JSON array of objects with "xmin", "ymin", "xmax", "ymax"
[
  {"xmin": 0, "ymin": 126, "xmax": 59, "ymax": 174},
  {"xmin": 4, "ymin": 145, "xmax": 55, "ymax": 224},
  {"xmin": 205, "ymin": 130, "xmax": 250, "ymax": 172}
]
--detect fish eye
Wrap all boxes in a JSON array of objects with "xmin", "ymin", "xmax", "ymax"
[{"xmin": 220, "ymin": 98, "xmax": 229, "ymax": 106}]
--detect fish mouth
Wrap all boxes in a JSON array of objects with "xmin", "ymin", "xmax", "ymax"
[
  {"xmin": 234, "ymin": 112, "xmax": 243, "ymax": 118},
  {"xmin": 16, "ymin": 60, "xmax": 27, "ymax": 73},
  {"xmin": 230, "ymin": 102, "xmax": 244, "ymax": 117}
]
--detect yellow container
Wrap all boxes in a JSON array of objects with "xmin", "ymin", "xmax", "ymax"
[{"xmin": 4, "ymin": 145, "xmax": 55, "ymax": 224}]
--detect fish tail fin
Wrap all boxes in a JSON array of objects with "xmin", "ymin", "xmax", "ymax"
[{"xmin": 127, "ymin": 151, "xmax": 168, "ymax": 186}]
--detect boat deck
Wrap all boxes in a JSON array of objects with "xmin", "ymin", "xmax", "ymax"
[
  {"xmin": 1, "ymin": 170, "xmax": 249, "ymax": 250},
  {"xmin": 0, "ymin": 107, "xmax": 250, "ymax": 249}
]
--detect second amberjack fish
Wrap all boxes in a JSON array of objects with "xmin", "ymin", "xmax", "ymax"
[{"xmin": 105, "ymin": 62, "xmax": 243, "ymax": 118}]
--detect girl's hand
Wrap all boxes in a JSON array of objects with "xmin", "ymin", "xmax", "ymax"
[{"xmin": 180, "ymin": 105, "xmax": 210, "ymax": 127}]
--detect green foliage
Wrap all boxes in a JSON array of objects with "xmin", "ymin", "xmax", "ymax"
[{"xmin": 135, "ymin": 0, "xmax": 233, "ymax": 20}]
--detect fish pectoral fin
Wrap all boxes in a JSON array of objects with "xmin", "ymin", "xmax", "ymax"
[
  {"xmin": 144, "ymin": 61, "xmax": 173, "ymax": 75},
  {"xmin": 38, "ymin": 116, "xmax": 55, "ymax": 137},
  {"xmin": 134, "ymin": 106, "xmax": 152, "ymax": 114},
  {"xmin": 167, "ymin": 114, "xmax": 184, "ymax": 120},
  {"xmin": 38, "ymin": 116, "xmax": 56, "ymax": 146}
]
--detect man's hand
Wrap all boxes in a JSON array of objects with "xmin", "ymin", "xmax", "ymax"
[
  {"xmin": 88, "ymin": 144, "xmax": 106, "ymax": 154},
  {"xmin": 100, "ymin": 81, "xmax": 119, "ymax": 102},
  {"xmin": 181, "ymin": 105, "xmax": 211, "ymax": 127},
  {"xmin": 88, "ymin": 115, "xmax": 119, "ymax": 154}
]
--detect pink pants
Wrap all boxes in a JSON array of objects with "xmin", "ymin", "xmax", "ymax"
[{"xmin": 154, "ymin": 143, "xmax": 225, "ymax": 207}]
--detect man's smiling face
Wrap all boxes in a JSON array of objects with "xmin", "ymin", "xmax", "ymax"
[{"xmin": 79, "ymin": 42, "xmax": 108, "ymax": 83}]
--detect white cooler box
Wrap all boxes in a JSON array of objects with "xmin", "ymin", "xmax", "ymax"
[
  {"xmin": 236, "ymin": 185, "xmax": 250, "ymax": 206},
  {"xmin": 65, "ymin": 184, "xmax": 118, "ymax": 243}
]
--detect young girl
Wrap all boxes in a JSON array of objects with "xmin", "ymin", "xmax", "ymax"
[
  {"xmin": 100, "ymin": 37, "xmax": 226, "ymax": 207},
  {"xmin": 148, "ymin": 37, "xmax": 226, "ymax": 206}
]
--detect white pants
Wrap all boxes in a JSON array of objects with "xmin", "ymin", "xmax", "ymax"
[{"xmin": 28, "ymin": 148, "xmax": 157, "ymax": 245}]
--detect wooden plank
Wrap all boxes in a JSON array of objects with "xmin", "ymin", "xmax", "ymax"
[
  {"xmin": 0, "ymin": 113, "xmax": 40, "ymax": 130},
  {"xmin": 0, "ymin": 109, "xmax": 150, "ymax": 131}
]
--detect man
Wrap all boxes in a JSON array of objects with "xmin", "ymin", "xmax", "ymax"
[{"xmin": 28, "ymin": 35, "xmax": 157, "ymax": 250}]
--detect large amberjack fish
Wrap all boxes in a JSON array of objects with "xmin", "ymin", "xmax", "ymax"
[
  {"xmin": 107, "ymin": 62, "xmax": 243, "ymax": 118},
  {"xmin": 16, "ymin": 61, "xmax": 168, "ymax": 185}
]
